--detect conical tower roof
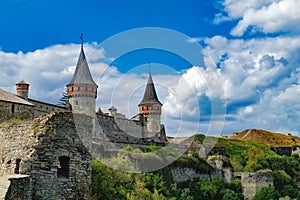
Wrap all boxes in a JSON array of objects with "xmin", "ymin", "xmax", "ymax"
[
  {"xmin": 138, "ymin": 73, "xmax": 162, "ymax": 106},
  {"xmin": 16, "ymin": 80, "xmax": 29, "ymax": 86},
  {"xmin": 67, "ymin": 45, "xmax": 97, "ymax": 87}
]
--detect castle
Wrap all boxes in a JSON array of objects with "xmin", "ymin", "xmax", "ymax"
[
  {"xmin": 0, "ymin": 44, "xmax": 166, "ymax": 199},
  {"xmin": 0, "ymin": 44, "xmax": 276, "ymax": 200}
]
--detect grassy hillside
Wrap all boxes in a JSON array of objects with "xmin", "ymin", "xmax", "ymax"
[
  {"xmin": 194, "ymin": 129, "xmax": 300, "ymax": 172},
  {"xmin": 230, "ymin": 129, "xmax": 300, "ymax": 146},
  {"xmin": 215, "ymin": 137, "xmax": 279, "ymax": 171}
]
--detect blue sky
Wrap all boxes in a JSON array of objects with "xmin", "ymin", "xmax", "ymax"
[
  {"xmin": 0, "ymin": 0, "xmax": 220, "ymax": 53},
  {"xmin": 1, "ymin": 0, "xmax": 300, "ymax": 136}
]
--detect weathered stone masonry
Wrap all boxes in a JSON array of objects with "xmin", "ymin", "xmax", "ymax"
[{"xmin": 0, "ymin": 112, "xmax": 91, "ymax": 200}]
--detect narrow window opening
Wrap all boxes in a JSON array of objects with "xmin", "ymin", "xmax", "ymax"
[
  {"xmin": 14, "ymin": 159, "xmax": 21, "ymax": 174},
  {"xmin": 78, "ymin": 87, "xmax": 80, "ymax": 91},
  {"xmin": 57, "ymin": 156, "xmax": 70, "ymax": 178},
  {"xmin": 11, "ymin": 104, "xmax": 15, "ymax": 113},
  {"xmin": 75, "ymin": 101, "xmax": 79, "ymax": 105}
]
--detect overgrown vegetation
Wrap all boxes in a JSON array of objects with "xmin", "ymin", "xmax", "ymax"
[
  {"xmin": 91, "ymin": 159, "xmax": 245, "ymax": 200},
  {"xmin": 91, "ymin": 133, "xmax": 300, "ymax": 200},
  {"xmin": 172, "ymin": 153, "xmax": 214, "ymax": 173},
  {"xmin": 91, "ymin": 159, "xmax": 193, "ymax": 200}
]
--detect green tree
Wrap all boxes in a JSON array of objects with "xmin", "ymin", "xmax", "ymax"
[
  {"xmin": 168, "ymin": 184, "xmax": 193, "ymax": 200},
  {"xmin": 244, "ymin": 147, "xmax": 269, "ymax": 172},
  {"xmin": 281, "ymin": 185, "xmax": 299, "ymax": 199},
  {"xmin": 272, "ymin": 170, "xmax": 293, "ymax": 191},
  {"xmin": 221, "ymin": 189, "xmax": 241, "ymax": 200},
  {"xmin": 253, "ymin": 187, "xmax": 280, "ymax": 200},
  {"xmin": 57, "ymin": 90, "xmax": 69, "ymax": 106}
]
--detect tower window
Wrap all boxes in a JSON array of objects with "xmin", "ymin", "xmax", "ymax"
[
  {"xmin": 14, "ymin": 159, "xmax": 21, "ymax": 174},
  {"xmin": 57, "ymin": 156, "xmax": 70, "ymax": 178},
  {"xmin": 78, "ymin": 87, "xmax": 80, "ymax": 91},
  {"xmin": 85, "ymin": 86, "xmax": 88, "ymax": 91},
  {"xmin": 75, "ymin": 101, "xmax": 78, "ymax": 105},
  {"xmin": 71, "ymin": 87, "xmax": 74, "ymax": 92}
]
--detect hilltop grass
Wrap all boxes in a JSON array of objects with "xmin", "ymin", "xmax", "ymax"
[
  {"xmin": 232, "ymin": 129, "xmax": 300, "ymax": 146},
  {"xmin": 194, "ymin": 134, "xmax": 281, "ymax": 172},
  {"xmin": 216, "ymin": 138, "xmax": 281, "ymax": 172},
  {"xmin": 216, "ymin": 138, "xmax": 279, "ymax": 157}
]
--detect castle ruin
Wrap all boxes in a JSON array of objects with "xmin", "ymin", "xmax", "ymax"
[{"xmin": 0, "ymin": 44, "xmax": 166, "ymax": 199}]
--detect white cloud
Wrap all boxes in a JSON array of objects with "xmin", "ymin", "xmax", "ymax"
[
  {"xmin": 202, "ymin": 34, "xmax": 300, "ymax": 134},
  {"xmin": 0, "ymin": 43, "xmax": 105, "ymax": 103},
  {"xmin": 216, "ymin": 0, "xmax": 300, "ymax": 36},
  {"xmin": 186, "ymin": 37, "xmax": 202, "ymax": 44},
  {"xmin": 221, "ymin": 0, "xmax": 276, "ymax": 19}
]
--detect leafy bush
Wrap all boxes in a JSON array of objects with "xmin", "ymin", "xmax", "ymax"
[
  {"xmin": 253, "ymin": 187, "xmax": 280, "ymax": 200},
  {"xmin": 174, "ymin": 154, "xmax": 214, "ymax": 173},
  {"xmin": 186, "ymin": 178, "xmax": 243, "ymax": 200}
]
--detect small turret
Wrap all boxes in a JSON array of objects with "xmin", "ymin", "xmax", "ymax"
[{"xmin": 16, "ymin": 80, "xmax": 30, "ymax": 100}]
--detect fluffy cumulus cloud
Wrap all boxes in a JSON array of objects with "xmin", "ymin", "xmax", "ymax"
[
  {"xmin": 200, "ymin": 35, "xmax": 300, "ymax": 135},
  {"xmin": 215, "ymin": 0, "xmax": 300, "ymax": 36},
  {"xmin": 0, "ymin": 43, "xmax": 105, "ymax": 103}
]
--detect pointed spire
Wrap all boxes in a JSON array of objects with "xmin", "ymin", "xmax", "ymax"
[
  {"xmin": 138, "ymin": 69, "xmax": 162, "ymax": 106},
  {"xmin": 148, "ymin": 62, "xmax": 151, "ymax": 74},
  {"xmin": 80, "ymin": 33, "xmax": 84, "ymax": 48},
  {"xmin": 67, "ymin": 43, "xmax": 97, "ymax": 87}
]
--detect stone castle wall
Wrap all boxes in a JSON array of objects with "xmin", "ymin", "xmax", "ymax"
[
  {"xmin": 0, "ymin": 112, "xmax": 91, "ymax": 200},
  {"xmin": 5, "ymin": 175, "xmax": 32, "ymax": 200},
  {"xmin": 0, "ymin": 98, "xmax": 65, "ymax": 124},
  {"xmin": 96, "ymin": 114, "xmax": 166, "ymax": 146},
  {"xmin": 0, "ymin": 101, "xmax": 33, "ymax": 123},
  {"xmin": 235, "ymin": 170, "xmax": 273, "ymax": 200},
  {"xmin": 170, "ymin": 167, "xmax": 225, "ymax": 182},
  {"xmin": 29, "ymin": 99, "xmax": 66, "ymax": 118}
]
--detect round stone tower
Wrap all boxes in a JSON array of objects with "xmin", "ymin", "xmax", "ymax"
[
  {"xmin": 16, "ymin": 80, "xmax": 30, "ymax": 100},
  {"xmin": 66, "ymin": 44, "xmax": 98, "ymax": 115},
  {"xmin": 138, "ymin": 72, "xmax": 162, "ymax": 135}
]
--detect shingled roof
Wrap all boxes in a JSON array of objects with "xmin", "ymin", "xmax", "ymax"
[
  {"xmin": 138, "ymin": 73, "xmax": 162, "ymax": 106},
  {"xmin": 67, "ymin": 45, "xmax": 98, "ymax": 87},
  {"xmin": 0, "ymin": 88, "xmax": 34, "ymax": 106}
]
